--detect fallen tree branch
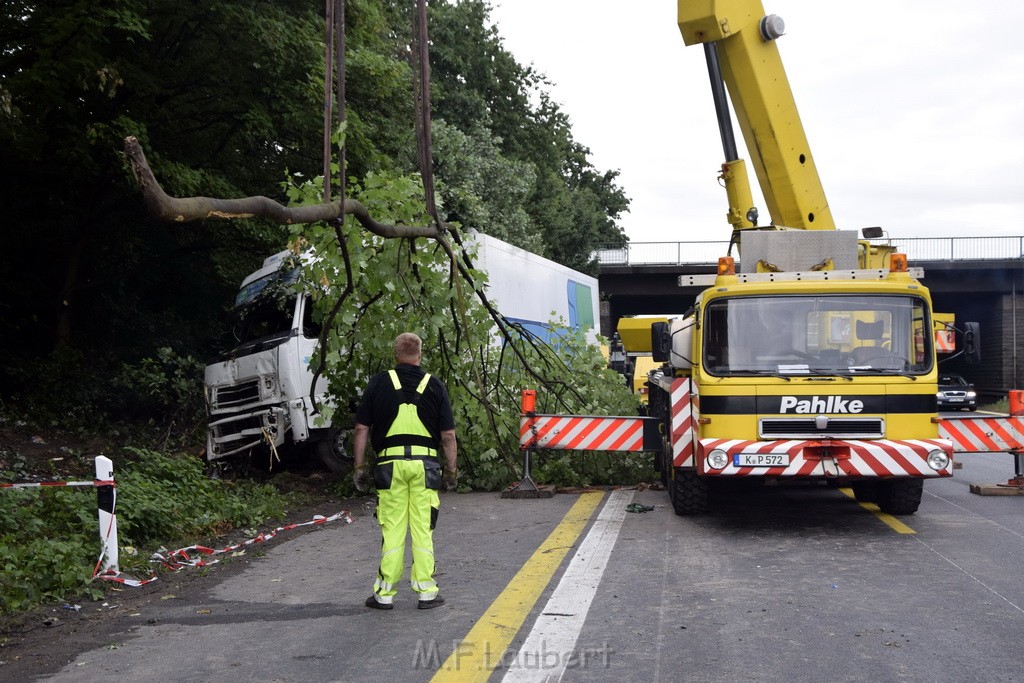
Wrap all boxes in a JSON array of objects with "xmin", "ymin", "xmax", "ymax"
[{"xmin": 123, "ymin": 136, "xmax": 441, "ymax": 239}]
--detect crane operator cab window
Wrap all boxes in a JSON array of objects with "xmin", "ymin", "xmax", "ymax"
[{"xmin": 702, "ymin": 295, "xmax": 932, "ymax": 377}]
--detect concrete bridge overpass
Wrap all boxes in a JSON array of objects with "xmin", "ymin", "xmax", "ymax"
[{"xmin": 597, "ymin": 236, "xmax": 1024, "ymax": 400}]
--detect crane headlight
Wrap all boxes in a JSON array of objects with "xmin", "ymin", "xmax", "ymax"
[
  {"xmin": 926, "ymin": 450, "xmax": 951, "ymax": 471},
  {"xmin": 759, "ymin": 14, "xmax": 785, "ymax": 41},
  {"xmin": 707, "ymin": 449, "xmax": 730, "ymax": 470}
]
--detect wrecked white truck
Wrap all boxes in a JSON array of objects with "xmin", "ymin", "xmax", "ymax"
[
  {"xmin": 203, "ymin": 250, "xmax": 348, "ymax": 471},
  {"xmin": 203, "ymin": 232, "xmax": 601, "ymax": 472}
]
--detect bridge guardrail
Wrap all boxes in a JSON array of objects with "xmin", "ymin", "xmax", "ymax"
[{"xmin": 596, "ymin": 236, "xmax": 1024, "ymax": 267}]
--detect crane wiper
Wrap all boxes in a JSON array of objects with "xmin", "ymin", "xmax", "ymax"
[
  {"xmin": 740, "ymin": 370, "xmax": 792, "ymax": 381},
  {"xmin": 876, "ymin": 370, "xmax": 918, "ymax": 380},
  {"xmin": 848, "ymin": 367, "xmax": 918, "ymax": 380},
  {"xmin": 807, "ymin": 368, "xmax": 854, "ymax": 381}
]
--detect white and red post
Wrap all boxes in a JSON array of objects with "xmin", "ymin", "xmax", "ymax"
[{"xmin": 94, "ymin": 455, "xmax": 119, "ymax": 574}]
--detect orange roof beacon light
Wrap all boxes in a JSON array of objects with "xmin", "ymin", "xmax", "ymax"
[
  {"xmin": 521, "ymin": 389, "xmax": 537, "ymax": 415},
  {"xmin": 890, "ymin": 253, "xmax": 909, "ymax": 273},
  {"xmin": 718, "ymin": 256, "xmax": 736, "ymax": 276}
]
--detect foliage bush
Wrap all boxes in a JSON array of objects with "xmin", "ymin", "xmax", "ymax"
[
  {"xmin": 1, "ymin": 346, "xmax": 206, "ymax": 449},
  {"xmin": 117, "ymin": 449, "xmax": 289, "ymax": 547},
  {"xmin": 0, "ymin": 449, "xmax": 292, "ymax": 614},
  {"xmin": 1, "ymin": 347, "xmax": 118, "ymax": 432},
  {"xmin": 114, "ymin": 348, "xmax": 205, "ymax": 416}
]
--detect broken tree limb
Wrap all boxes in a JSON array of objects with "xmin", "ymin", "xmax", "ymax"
[{"xmin": 122, "ymin": 136, "xmax": 441, "ymax": 239}]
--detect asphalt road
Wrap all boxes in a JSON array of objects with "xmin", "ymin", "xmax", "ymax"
[{"xmin": 42, "ymin": 452, "xmax": 1023, "ymax": 683}]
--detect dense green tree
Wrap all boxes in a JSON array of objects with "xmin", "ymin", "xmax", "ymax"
[
  {"xmin": 0, "ymin": 0, "xmax": 325, "ymax": 413},
  {"xmin": 431, "ymin": 119, "xmax": 542, "ymax": 253},
  {"xmin": 0, "ymin": 0, "xmax": 629, "ymax": 429},
  {"xmin": 427, "ymin": 0, "xmax": 629, "ymax": 270},
  {"xmin": 341, "ymin": 0, "xmax": 416, "ymax": 178}
]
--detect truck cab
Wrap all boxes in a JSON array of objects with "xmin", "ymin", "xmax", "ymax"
[
  {"xmin": 649, "ymin": 232, "xmax": 954, "ymax": 515},
  {"xmin": 204, "ymin": 251, "xmax": 347, "ymax": 471}
]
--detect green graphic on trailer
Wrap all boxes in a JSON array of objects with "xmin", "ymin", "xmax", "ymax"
[{"xmin": 568, "ymin": 280, "xmax": 595, "ymax": 330}]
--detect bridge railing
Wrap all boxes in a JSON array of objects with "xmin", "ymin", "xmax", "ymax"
[
  {"xmin": 890, "ymin": 236, "xmax": 1024, "ymax": 261},
  {"xmin": 596, "ymin": 236, "xmax": 1024, "ymax": 266}
]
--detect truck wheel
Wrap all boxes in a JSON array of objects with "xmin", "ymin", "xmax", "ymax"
[
  {"xmin": 850, "ymin": 481, "xmax": 879, "ymax": 504},
  {"xmin": 315, "ymin": 429, "xmax": 353, "ymax": 473},
  {"xmin": 654, "ymin": 442, "xmax": 670, "ymax": 488},
  {"xmin": 877, "ymin": 479, "xmax": 923, "ymax": 515},
  {"xmin": 671, "ymin": 468, "xmax": 709, "ymax": 515}
]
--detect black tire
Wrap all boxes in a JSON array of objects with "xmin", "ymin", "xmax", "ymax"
[
  {"xmin": 877, "ymin": 479, "xmax": 923, "ymax": 515},
  {"xmin": 315, "ymin": 429, "xmax": 353, "ymax": 473},
  {"xmin": 851, "ymin": 481, "xmax": 879, "ymax": 503},
  {"xmin": 671, "ymin": 468, "xmax": 709, "ymax": 515},
  {"xmin": 654, "ymin": 440, "xmax": 670, "ymax": 489}
]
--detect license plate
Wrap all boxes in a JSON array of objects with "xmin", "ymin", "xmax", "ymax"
[
  {"xmin": 734, "ymin": 453, "xmax": 790, "ymax": 467},
  {"xmin": 948, "ymin": 398, "xmax": 963, "ymax": 403}
]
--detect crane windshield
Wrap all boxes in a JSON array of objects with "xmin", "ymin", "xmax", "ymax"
[{"xmin": 702, "ymin": 294, "xmax": 932, "ymax": 377}]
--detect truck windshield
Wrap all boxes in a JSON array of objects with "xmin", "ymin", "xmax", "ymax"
[
  {"xmin": 235, "ymin": 295, "xmax": 295, "ymax": 347},
  {"xmin": 230, "ymin": 268, "xmax": 305, "ymax": 350},
  {"xmin": 235, "ymin": 267, "xmax": 300, "ymax": 307},
  {"xmin": 702, "ymin": 294, "xmax": 932, "ymax": 376}
]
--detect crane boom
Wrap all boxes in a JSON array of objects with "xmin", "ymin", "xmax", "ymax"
[{"xmin": 678, "ymin": 0, "xmax": 834, "ymax": 232}]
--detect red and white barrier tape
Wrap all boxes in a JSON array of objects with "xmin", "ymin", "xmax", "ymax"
[
  {"xmin": 94, "ymin": 509, "xmax": 354, "ymax": 587},
  {"xmin": 0, "ymin": 479, "xmax": 115, "ymax": 489}
]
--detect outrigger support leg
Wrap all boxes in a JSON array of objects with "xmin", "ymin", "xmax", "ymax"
[{"xmin": 501, "ymin": 448, "xmax": 553, "ymax": 499}]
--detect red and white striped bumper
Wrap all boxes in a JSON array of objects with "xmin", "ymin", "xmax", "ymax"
[{"xmin": 695, "ymin": 438, "xmax": 954, "ymax": 477}]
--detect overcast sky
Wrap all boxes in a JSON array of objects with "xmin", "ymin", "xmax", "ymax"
[{"xmin": 487, "ymin": 1, "xmax": 1024, "ymax": 244}]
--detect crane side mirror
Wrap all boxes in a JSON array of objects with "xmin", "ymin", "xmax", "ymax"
[
  {"xmin": 861, "ymin": 226, "xmax": 884, "ymax": 239},
  {"xmin": 651, "ymin": 322, "xmax": 671, "ymax": 363},
  {"xmin": 963, "ymin": 322, "xmax": 980, "ymax": 364}
]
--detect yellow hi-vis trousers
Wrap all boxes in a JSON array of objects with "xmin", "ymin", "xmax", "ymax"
[{"xmin": 373, "ymin": 458, "xmax": 440, "ymax": 604}]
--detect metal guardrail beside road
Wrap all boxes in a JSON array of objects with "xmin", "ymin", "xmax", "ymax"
[{"xmin": 596, "ymin": 236, "xmax": 1024, "ymax": 266}]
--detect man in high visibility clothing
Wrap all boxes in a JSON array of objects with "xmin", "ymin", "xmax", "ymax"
[{"xmin": 352, "ymin": 332, "xmax": 458, "ymax": 610}]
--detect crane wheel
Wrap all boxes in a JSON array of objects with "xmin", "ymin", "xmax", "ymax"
[{"xmin": 671, "ymin": 468, "xmax": 709, "ymax": 515}]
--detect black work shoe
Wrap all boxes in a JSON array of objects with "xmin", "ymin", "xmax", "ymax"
[
  {"xmin": 418, "ymin": 595, "xmax": 445, "ymax": 610},
  {"xmin": 365, "ymin": 595, "xmax": 393, "ymax": 610}
]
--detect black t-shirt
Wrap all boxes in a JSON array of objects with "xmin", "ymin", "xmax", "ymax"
[{"xmin": 355, "ymin": 364, "xmax": 456, "ymax": 452}]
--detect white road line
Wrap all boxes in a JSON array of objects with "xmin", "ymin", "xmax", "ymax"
[
  {"xmin": 501, "ymin": 489, "xmax": 634, "ymax": 682},
  {"xmin": 924, "ymin": 488, "xmax": 1024, "ymax": 542},
  {"xmin": 913, "ymin": 535, "xmax": 1024, "ymax": 615}
]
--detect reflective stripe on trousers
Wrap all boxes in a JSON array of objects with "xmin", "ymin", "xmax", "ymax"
[{"xmin": 373, "ymin": 458, "xmax": 440, "ymax": 601}]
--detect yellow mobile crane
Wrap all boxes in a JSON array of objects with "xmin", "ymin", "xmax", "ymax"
[{"xmin": 641, "ymin": 0, "xmax": 979, "ymax": 515}]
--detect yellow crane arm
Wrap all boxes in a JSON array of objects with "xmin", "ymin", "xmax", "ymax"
[{"xmin": 678, "ymin": 0, "xmax": 834, "ymax": 232}]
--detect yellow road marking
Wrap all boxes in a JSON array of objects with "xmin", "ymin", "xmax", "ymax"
[
  {"xmin": 838, "ymin": 487, "xmax": 916, "ymax": 534},
  {"xmin": 430, "ymin": 492, "xmax": 604, "ymax": 682}
]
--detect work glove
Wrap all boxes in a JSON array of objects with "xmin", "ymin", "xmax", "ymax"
[
  {"xmin": 352, "ymin": 465, "xmax": 370, "ymax": 493},
  {"xmin": 442, "ymin": 468, "xmax": 458, "ymax": 492}
]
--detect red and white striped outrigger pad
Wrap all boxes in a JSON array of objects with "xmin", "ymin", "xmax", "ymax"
[
  {"xmin": 941, "ymin": 416, "xmax": 1024, "ymax": 452},
  {"xmin": 935, "ymin": 329, "xmax": 955, "ymax": 353},
  {"xmin": 694, "ymin": 438, "xmax": 954, "ymax": 477},
  {"xmin": 518, "ymin": 414, "xmax": 661, "ymax": 452}
]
